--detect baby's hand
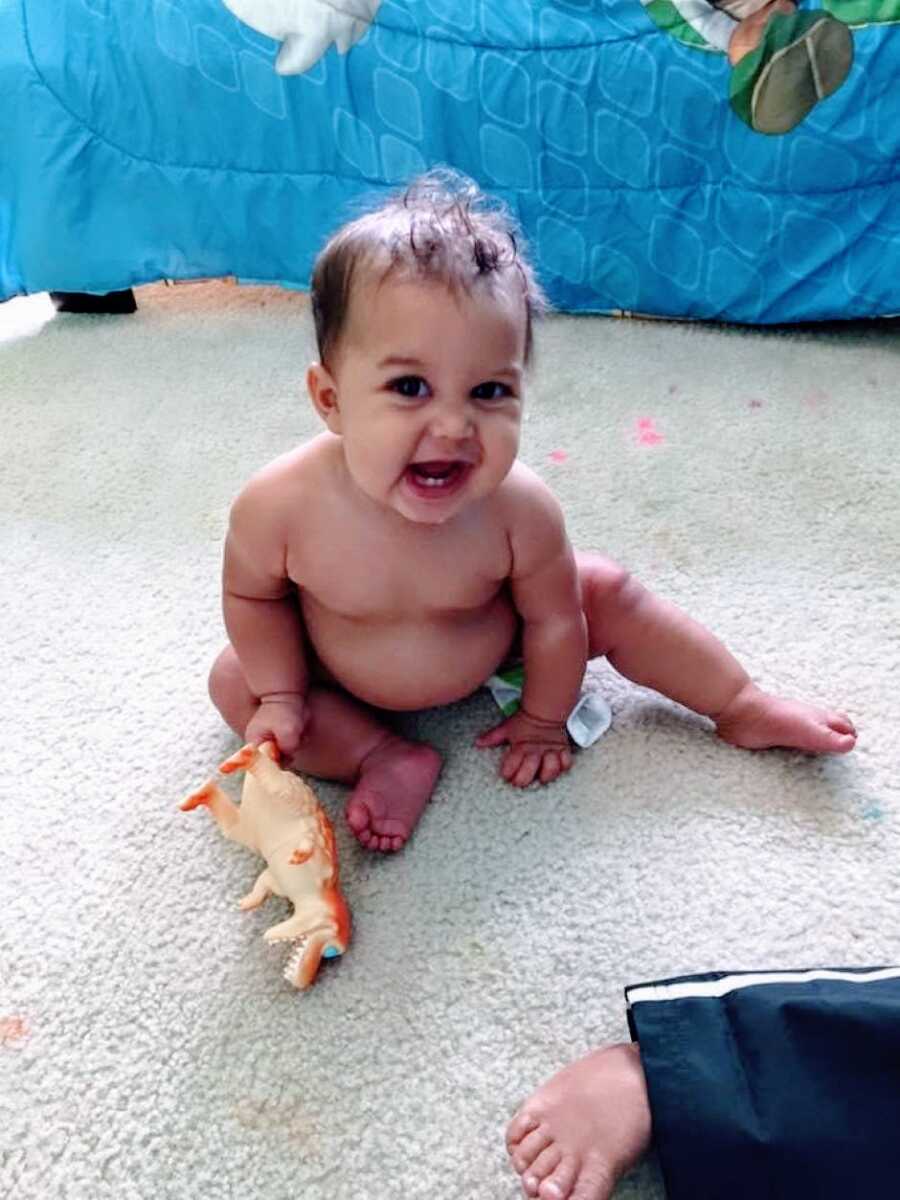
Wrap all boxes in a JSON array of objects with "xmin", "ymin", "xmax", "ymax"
[
  {"xmin": 476, "ymin": 709, "xmax": 572, "ymax": 788},
  {"xmin": 245, "ymin": 693, "xmax": 308, "ymax": 759}
]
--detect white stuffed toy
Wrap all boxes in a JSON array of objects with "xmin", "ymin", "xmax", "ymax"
[{"xmin": 223, "ymin": 0, "xmax": 382, "ymax": 74}]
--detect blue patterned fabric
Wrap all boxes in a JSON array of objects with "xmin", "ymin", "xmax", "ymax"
[{"xmin": 2, "ymin": 0, "xmax": 899, "ymax": 320}]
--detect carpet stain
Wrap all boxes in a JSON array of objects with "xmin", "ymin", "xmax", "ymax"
[
  {"xmin": 803, "ymin": 387, "xmax": 830, "ymax": 412},
  {"xmin": 748, "ymin": 398, "xmax": 764, "ymax": 410},
  {"xmin": 0, "ymin": 1016, "xmax": 30, "ymax": 1046},
  {"xmin": 231, "ymin": 1097, "xmax": 321, "ymax": 1149},
  {"xmin": 861, "ymin": 805, "xmax": 883, "ymax": 822},
  {"xmin": 635, "ymin": 417, "xmax": 664, "ymax": 446},
  {"xmin": 548, "ymin": 449, "xmax": 568, "ymax": 464}
]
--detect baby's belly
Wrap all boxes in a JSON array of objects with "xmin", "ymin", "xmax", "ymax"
[{"xmin": 302, "ymin": 596, "xmax": 518, "ymax": 711}]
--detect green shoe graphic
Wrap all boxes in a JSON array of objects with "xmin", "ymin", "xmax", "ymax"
[{"xmin": 730, "ymin": 10, "xmax": 854, "ymax": 134}]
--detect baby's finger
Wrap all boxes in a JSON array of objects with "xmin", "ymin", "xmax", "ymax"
[
  {"xmin": 538, "ymin": 751, "xmax": 562, "ymax": 784},
  {"xmin": 512, "ymin": 752, "xmax": 541, "ymax": 788},
  {"xmin": 275, "ymin": 734, "xmax": 300, "ymax": 758},
  {"xmin": 501, "ymin": 745, "xmax": 527, "ymax": 781},
  {"xmin": 476, "ymin": 722, "xmax": 510, "ymax": 748},
  {"xmin": 246, "ymin": 721, "xmax": 275, "ymax": 747},
  {"xmin": 276, "ymin": 719, "xmax": 307, "ymax": 756}
]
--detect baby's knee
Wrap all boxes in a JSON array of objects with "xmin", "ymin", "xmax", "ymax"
[
  {"xmin": 208, "ymin": 644, "xmax": 247, "ymax": 712},
  {"xmin": 577, "ymin": 553, "xmax": 632, "ymax": 609}
]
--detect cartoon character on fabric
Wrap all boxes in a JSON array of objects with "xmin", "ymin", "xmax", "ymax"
[
  {"xmin": 641, "ymin": 0, "xmax": 900, "ymax": 134},
  {"xmin": 222, "ymin": 0, "xmax": 381, "ymax": 74}
]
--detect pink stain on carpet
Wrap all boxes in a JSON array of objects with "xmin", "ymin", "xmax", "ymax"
[
  {"xmin": 635, "ymin": 417, "xmax": 664, "ymax": 446},
  {"xmin": 0, "ymin": 1016, "xmax": 30, "ymax": 1047},
  {"xmin": 548, "ymin": 449, "xmax": 569, "ymax": 464},
  {"xmin": 803, "ymin": 387, "xmax": 830, "ymax": 412}
]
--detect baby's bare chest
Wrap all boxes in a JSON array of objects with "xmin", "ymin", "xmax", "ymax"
[{"xmin": 289, "ymin": 522, "xmax": 511, "ymax": 620}]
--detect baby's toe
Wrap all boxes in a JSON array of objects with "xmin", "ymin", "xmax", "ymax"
[
  {"xmin": 523, "ymin": 1145, "xmax": 562, "ymax": 1196},
  {"xmin": 346, "ymin": 798, "xmax": 371, "ymax": 836},
  {"xmin": 351, "ymin": 823, "xmax": 379, "ymax": 851},
  {"xmin": 374, "ymin": 817, "xmax": 410, "ymax": 841}
]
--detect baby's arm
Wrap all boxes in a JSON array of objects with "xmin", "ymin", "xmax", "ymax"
[
  {"xmin": 222, "ymin": 481, "xmax": 309, "ymax": 756},
  {"xmin": 477, "ymin": 483, "xmax": 587, "ymax": 787}
]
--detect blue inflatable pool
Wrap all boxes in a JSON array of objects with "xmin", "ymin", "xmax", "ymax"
[{"xmin": 2, "ymin": 0, "xmax": 898, "ymax": 322}]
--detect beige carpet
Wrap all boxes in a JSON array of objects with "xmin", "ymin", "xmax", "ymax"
[{"xmin": 1, "ymin": 282, "xmax": 898, "ymax": 1199}]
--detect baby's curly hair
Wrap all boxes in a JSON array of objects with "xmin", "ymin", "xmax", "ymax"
[{"xmin": 311, "ymin": 169, "xmax": 547, "ymax": 367}]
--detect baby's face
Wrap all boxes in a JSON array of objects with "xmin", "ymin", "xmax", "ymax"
[{"xmin": 312, "ymin": 274, "xmax": 526, "ymax": 525}]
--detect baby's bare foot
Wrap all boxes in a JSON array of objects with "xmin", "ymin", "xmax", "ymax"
[
  {"xmin": 345, "ymin": 737, "xmax": 442, "ymax": 852},
  {"xmin": 506, "ymin": 1044, "xmax": 651, "ymax": 1200},
  {"xmin": 716, "ymin": 683, "xmax": 856, "ymax": 754}
]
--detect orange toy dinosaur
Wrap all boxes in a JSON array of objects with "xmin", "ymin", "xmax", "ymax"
[{"xmin": 182, "ymin": 742, "xmax": 351, "ymax": 989}]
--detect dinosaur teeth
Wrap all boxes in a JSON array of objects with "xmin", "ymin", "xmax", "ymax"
[{"xmin": 283, "ymin": 937, "xmax": 308, "ymax": 984}]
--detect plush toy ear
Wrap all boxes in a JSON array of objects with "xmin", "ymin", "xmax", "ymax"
[
  {"xmin": 729, "ymin": 11, "xmax": 852, "ymax": 135},
  {"xmin": 307, "ymin": 363, "xmax": 342, "ymax": 433}
]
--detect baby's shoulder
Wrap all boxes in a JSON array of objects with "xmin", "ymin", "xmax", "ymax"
[
  {"xmin": 232, "ymin": 434, "xmax": 334, "ymax": 516},
  {"xmin": 494, "ymin": 461, "xmax": 570, "ymax": 570},
  {"xmin": 496, "ymin": 459, "xmax": 565, "ymax": 524}
]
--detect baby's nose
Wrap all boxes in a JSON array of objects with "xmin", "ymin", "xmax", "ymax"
[{"xmin": 429, "ymin": 401, "xmax": 475, "ymax": 440}]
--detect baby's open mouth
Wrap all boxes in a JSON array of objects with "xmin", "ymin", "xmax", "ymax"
[{"xmin": 405, "ymin": 460, "xmax": 470, "ymax": 495}]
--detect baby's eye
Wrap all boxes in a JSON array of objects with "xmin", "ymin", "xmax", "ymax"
[
  {"xmin": 389, "ymin": 375, "xmax": 430, "ymax": 399},
  {"xmin": 471, "ymin": 380, "xmax": 513, "ymax": 402}
]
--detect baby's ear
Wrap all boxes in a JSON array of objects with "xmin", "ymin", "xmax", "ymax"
[{"xmin": 307, "ymin": 363, "xmax": 342, "ymax": 433}]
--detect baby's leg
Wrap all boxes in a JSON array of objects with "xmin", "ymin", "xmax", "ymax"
[
  {"xmin": 506, "ymin": 1043, "xmax": 651, "ymax": 1200},
  {"xmin": 208, "ymin": 646, "xmax": 441, "ymax": 852},
  {"xmin": 578, "ymin": 554, "xmax": 856, "ymax": 754}
]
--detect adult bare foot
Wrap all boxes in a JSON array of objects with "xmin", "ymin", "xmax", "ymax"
[
  {"xmin": 345, "ymin": 737, "xmax": 442, "ymax": 852},
  {"xmin": 716, "ymin": 682, "xmax": 856, "ymax": 754},
  {"xmin": 506, "ymin": 1043, "xmax": 651, "ymax": 1200}
]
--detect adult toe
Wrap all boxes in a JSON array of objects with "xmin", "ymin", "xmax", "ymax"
[
  {"xmin": 537, "ymin": 1154, "xmax": 578, "ymax": 1199},
  {"xmin": 569, "ymin": 1156, "xmax": 617, "ymax": 1200},
  {"xmin": 510, "ymin": 1126, "xmax": 552, "ymax": 1174},
  {"xmin": 506, "ymin": 1108, "xmax": 540, "ymax": 1151},
  {"xmin": 522, "ymin": 1144, "xmax": 562, "ymax": 1196},
  {"xmin": 831, "ymin": 711, "xmax": 855, "ymax": 734}
]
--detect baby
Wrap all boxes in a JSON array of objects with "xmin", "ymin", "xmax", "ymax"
[{"xmin": 209, "ymin": 171, "xmax": 856, "ymax": 853}]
